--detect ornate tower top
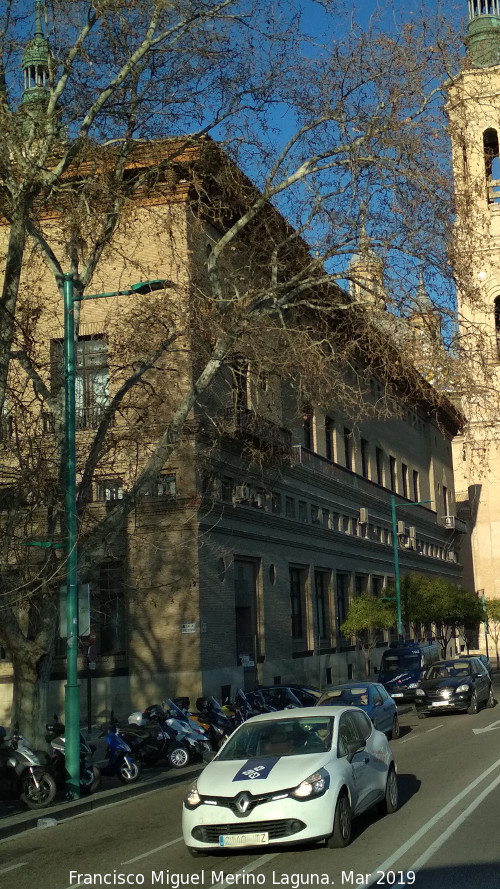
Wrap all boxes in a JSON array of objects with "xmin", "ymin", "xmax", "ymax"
[
  {"xmin": 20, "ymin": 1, "xmax": 50, "ymax": 107},
  {"xmin": 466, "ymin": 0, "xmax": 500, "ymax": 67}
]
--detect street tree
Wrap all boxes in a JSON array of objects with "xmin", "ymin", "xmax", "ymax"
[
  {"xmin": 0, "ymin": 0, "xmax": 471, "ymax": 742},
  {"xmin": 485, "ymin": 600, "xmax": 500, "ymax": 669},
  {"xmin": 340, "ymin": 595, "xmax": 394, "ymax": 677}
]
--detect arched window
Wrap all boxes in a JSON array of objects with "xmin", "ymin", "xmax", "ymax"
[
  {"xmin": 484, "ymin": 129, "xmax": 500, "ymax": 203},
  {"xmin": 494, "ymin": 296, "xmax": 500, "ymax": 358}
]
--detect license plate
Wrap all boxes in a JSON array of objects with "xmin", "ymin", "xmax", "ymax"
[
  {"xmin": 219, "ymin": 832, "xmax": 269, "ymax": 847},
  {"xmin": 430, "ymin": 700, "xmax": 447, "ymax": 706},
  {"xmin": 391, "ymin": 693, "xmax": 403, "ymax": 698}
]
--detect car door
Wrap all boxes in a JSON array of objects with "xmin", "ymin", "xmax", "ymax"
[
  {"xmin": 371, "ymin": 685, "xmax": 393, "ymax": 735},
  {"xmin": 337, "ymin": 710, "xmax": 373, "ymax": 814},
  {"xmin": 471, "ymin": 660, "xmax": 490, "ymax": 703}
]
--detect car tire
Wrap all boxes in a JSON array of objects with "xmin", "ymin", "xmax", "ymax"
[
  {"xmin": 388, "ymin": 715, "xmax": 400, "ymax": 740},
  {"xmin": 378, "ymin": 765, "xmax": 398, "ymax": 816},
  {"xmin": 487, "ymin": 686, "xmax": 495, "ymax": 708},
  {"xmin": 326, "ymin": 789, "xmax": 351, "ymax": 848},
  {"xmin": 467, "ymin": 691, "xmax": 479, "ymax": 715}
]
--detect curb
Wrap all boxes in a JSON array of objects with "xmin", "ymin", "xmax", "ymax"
[{"xmin": 0, "ymin": 761, "xmax": 202, "ymax": 842}]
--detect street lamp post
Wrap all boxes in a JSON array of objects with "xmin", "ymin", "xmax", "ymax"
[
  {"xmin": 389, "ymin": 494, "xmax": 433, "ymax": 640},
  {"xmin": 62, "ymin": 273, "xmax": 169, "ymax": 798}
]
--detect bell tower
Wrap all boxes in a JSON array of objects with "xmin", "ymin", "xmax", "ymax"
[{"xmin": 449, "ymin": 1, "xmax": 500, "ymax": 607}]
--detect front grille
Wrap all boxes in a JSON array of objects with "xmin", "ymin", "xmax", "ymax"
[
  {"xmin": 201, "ymin": 792, "xmax": 276, "ymax": 815},
  {"xmin": 193, "ymin": 819, "xmax": 306, "ymax": 843}
]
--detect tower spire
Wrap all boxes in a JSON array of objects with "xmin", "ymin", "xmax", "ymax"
[
  {"xmin": 21, "ymin": 1, "xmax": 50, "ymax": 108},
  {"xmin": 466, "ymin": 1, "xmax": 500, "ymax": 67}
]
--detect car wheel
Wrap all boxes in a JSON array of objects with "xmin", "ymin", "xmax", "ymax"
[
  {"xmin": 467, "ymin": 691, "xmax": 479, "ymax": 715},
  {"xmin": 388, "ymin": 714, "xmax": 400, "ymax": 740},
  {"xmin": 487, "ymin": 686, "xmax": 495, "ymax": 708},
  {"xmin": 326, "ymin": 789, "xmax": 351, "ymax": 848},
  {"xmin": 378, "ymin": 765, "xmax": 398, "ymax": 816}
]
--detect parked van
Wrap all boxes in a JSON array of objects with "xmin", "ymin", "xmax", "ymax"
[{"xmin": 378, "ymin": 641, "xmax": 440, "ymax": 702}]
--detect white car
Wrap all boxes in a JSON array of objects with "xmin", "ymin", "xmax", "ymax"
[{"xmin": 182, "ymin": 705, "xmax": 398, "ymax": 855}]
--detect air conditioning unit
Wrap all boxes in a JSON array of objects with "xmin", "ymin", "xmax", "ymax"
[
  {"xmin": 408, "ymin": 526, "xmax": 417, "ymax": 540},
  {"xmin": 233, "ymin": 484, "xmax": 250, "ymax": 502},
  {"xmin": 444, "ymin": 516, "xmax": 456, "ymax": 529},
  {"xmin": 447, "ymin": 551, "xmax": 457, "ymax": 562},
  {"xmin": 397, "ymin": 520, "xmax": 406, "ymax": 535},
  {"xmin": 404, "ymin": 539, "xmax": 415, "ymax": 549},
  {"xmin": 359, "ymin": 508, "xmax": 369, "ymax": 524}
]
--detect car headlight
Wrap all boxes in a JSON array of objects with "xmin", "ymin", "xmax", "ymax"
[
  {"xmin": 184, "ymin": 779, "xmax": 202, "ymax": 809},
  {"xmin": 290, "ymin": 768, "xmax": 329, "ymax": 800},
  {"xmin": 415, "ymin": 688, "xmax": 425, "ymax": 697},
  {"xmin": 455, "ymin": 684, "xmax": 471, "ymax": 695}
]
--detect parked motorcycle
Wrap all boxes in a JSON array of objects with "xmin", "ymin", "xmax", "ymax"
[
  {"xmin": 193, "ymin": 696, "xmax": 234, "ymax": 749},
  {"xmin": 127, "ymin": 699, "xmax": 210, "ymax": 767},
  {"xmin": 0, "ymin": 726, "xmax": 57, "ymax": 810},
  {"xmin": 222, "ymin": 688, "xmax": 258, "ymax": 727},
  {"xmin": 99, "ymin": 726, "xmax": 142, "ymax": 783},
  {"xmin": 122, "ymin": 713, "xmax": 193, "ymax": 769},
  {"xmin": 45, "ymin": 720, "xmax": 101, "ymax": 796}
]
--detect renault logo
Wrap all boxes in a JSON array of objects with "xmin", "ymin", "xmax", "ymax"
[{"xmin": 235, "ymin": 792, "xmax": 252, "ymax": 814}]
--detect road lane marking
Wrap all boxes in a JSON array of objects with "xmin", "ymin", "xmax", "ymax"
[
  {"xmin": 406, "ymin": 769, "xmax": 500, "ymax": 875},
  {"xmin": 206, "ymin": 853, "xmax": 279, "ymax": 889},
  {"xmin": 364, "ymin": 752, "xmax": 500, "ymax": 887},
  {"xmin": 472, "ymin": 718, "xmax": 500, "ymax": 734},
  {"xmin": 0, "ymin": 863, "xmax": 27, "ymax": 875},
  {"xmin": 425, "ymin": 724, "xmax": 444, "ymax": 732},
  {"xmin": 121, "ymin": 836, "xmax": 183, "ymax": 864}
]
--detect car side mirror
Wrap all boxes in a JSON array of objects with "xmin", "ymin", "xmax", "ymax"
[{"xmin": 346, "ymin": 739, "xmax": 365, "ymax": 762}]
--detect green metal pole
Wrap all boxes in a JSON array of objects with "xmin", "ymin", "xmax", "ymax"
[
  {"xmin": 63, "ymin": 272, "xmax": 80, "ymax": 799},
  {"xmin": 390, "ymin": 494, "xmax": 402, "ymax": 638}
]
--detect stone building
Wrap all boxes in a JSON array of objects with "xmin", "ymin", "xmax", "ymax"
[
  {"xmin": 447, "ymin": 1, "xmax": 500, "ymax": 627},
  {"xmin": 0, "ymin": 4, "xmax": 466, "ymax": 724}
]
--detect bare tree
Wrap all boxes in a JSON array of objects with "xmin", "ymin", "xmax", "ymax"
[{"xmin": 0, "ymin": 0, "xmax": 471, "ymax": 742}]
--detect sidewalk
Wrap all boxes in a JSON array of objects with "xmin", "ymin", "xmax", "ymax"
[{"xmin": 0, "ymin": 725, "xmax": 203, "ymax": 842}]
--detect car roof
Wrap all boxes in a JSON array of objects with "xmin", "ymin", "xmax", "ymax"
[
  {"xmin": 320, "ymin": 681, "xmax": 380, "ymax": 690},
  {"xmin": 237, "ymin": 705, "xmax": 364, "ymax": 724}
]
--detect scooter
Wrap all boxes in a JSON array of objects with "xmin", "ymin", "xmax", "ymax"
[
  {"xmin": 121, "ymin": 713, "xmax": 194, "ymax": 769},
  {"xmin": 45, "ymin": 720, "xmax": 101, "ymax": 795},
  {"xmin": 128, "ymin": 700, "xmax": 211, "ymax": 766},
  {"xmin": 99, "ymin": 726, "xmax": 142, "ymax": 783},
  {"xmin": 0, "ymin": 726, "xmax": 57, "ymax": 810},
  {"xmin": 192, "ymin": 696, "xmax": 234, "ymax": 749}
]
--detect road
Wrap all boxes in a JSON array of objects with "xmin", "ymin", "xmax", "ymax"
[{"xmin": 2, "ymin": 695, "xmax": 500, "ymax": 889}]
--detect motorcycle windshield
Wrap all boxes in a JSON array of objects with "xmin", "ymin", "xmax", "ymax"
[
  {"xmin": 162, "ymin": 698, "xmax": 190, "ymax": 724},
  {"xmin": 207, "ymin": 696, "xmax": 225, "ymax": 715}
]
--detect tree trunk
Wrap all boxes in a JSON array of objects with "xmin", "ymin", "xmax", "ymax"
[{"xmin": 10, "ymin": 647, "xmax": 53, "ymax": 751}]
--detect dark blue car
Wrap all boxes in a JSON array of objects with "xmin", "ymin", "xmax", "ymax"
[{"xmin": 317, "ymin": 681, "xmax": 399, "ymax": 739}]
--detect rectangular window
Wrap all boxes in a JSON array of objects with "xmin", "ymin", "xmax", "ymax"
[
  {"xmin": 325, "ymin": 417, "xmax": 335, "ymax": 461},
  {"xmin": 402, "ymin": 463, "xmax": 409, "ymax": 499},
  {"xmin": 289, "ymin": 567, "xmax": 304, "ymax": 638},
  {"xmin": 222, "ymin": 477, "xmax": 234, "ymax": 502},
  {"xmin": 285, "ymin": 496, "xmax": 296, "ymax": 519},
  {"xmin": 344, "ymin": 427, "xmax": 353, "ymax": 471},
  {"xmin": 271, "ymin": 492, "xmax": 282, "ymax": 514},
  {"xmin": 95, "ymin": 560, "xmax": 126, "ymax": 655},
  {"xmin": 389, "ymin": 456, "xmax": 397, "ymax": 492},
  {"xmin": 311, "ymin": 504, "xmax": 320, "ymax": 524},
  {"xmin": 355, "ymin": 574, "xmax": 369, "ymax": 597},
  {"xmin": 442, "ymin": 485, "xmax": 448, "ymax": 516},
  {"xmin": 413, "ymin": 470, "xmax": 420, "ymax": 502},
  {"xmin": 335, "ymin": 573, "xmax": 350, "ymax": 639},
  {"xmin": 361, "ymin": 438, "xmax": 369, "ymax": 479},
  {"xmin": 376, "ymin": 448, "xmax": 384, "ymax": 486},
  {"xmin": 303, "ymin": 408, "xmax": 314, "ymax": 451},
  {"xmin": 51, "ymin": 336, "xmax": 109, "ymax": 430},
  {"xmin": 314, "ymin": 570, "xmax": 328, "ymax": 640},
  {"xmin": 96, "ymin": 479, "xmax": 124, "ymax": 502},
  {"xmin": 298, "ymin": 500, "xmax": 308, "ymax": 522},
  {"xmin": 147, "ymin": 473, "xmax": 176, "ymax": 497}
]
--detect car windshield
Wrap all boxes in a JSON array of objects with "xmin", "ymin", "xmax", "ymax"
[
  {"xmin": 426, "ymin": 662, "xmax": 471, "ymax": 679},
  {"xmin": 320, "ymin": 687, "xmax": 369, "ymax": 706},
  {"xmin": 380, "ymin": 652, "xmax": 420, "ymax": 673},
  {"xmin": 216, "ymin": 716, "xmax": 334, "ymax": 760}
]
